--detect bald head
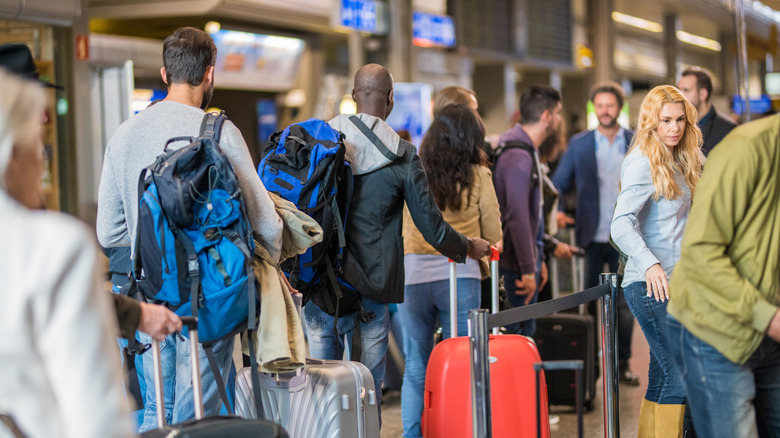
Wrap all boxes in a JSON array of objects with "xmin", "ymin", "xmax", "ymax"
[{"xmin": 352, "ymin": 63, "xmax": 394, "ymax": 120}]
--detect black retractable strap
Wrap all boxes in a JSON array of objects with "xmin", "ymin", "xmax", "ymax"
[
  {"xmin": 203, "ymin": 344, "xmax": 234, "ymax": 415},
  {"xmin": 247, "ymin": 332, "xmax": 265, "ymax": 419}
]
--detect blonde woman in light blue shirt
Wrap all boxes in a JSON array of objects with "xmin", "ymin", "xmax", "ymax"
[{"xmin": 611, "ymin": 85, "xmax": 703, "ymax": 438}]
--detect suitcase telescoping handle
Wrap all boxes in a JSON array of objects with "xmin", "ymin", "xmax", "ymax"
[
  {"xmin": 448, "ymin": 246, "xmax": 500, "ymax": 339},
  {"xmin": 534, "ymin": 360, "xmax": 584, "ymax": 438},
  {"xmin": 489, "ymin": 246, "xmax": 500, "ymax": 335},
  {"xmin": 152, "ymin": 316, "xmax": 204, "ymax": 429}
]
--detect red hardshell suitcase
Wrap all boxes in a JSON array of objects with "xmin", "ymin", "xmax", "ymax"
[
  {"xmin": 423, "ymin": 334, "xmax": 551, "ymax": 438},
  {"xmin": 421, "ymin": 249, "xmax": 552, "ymax": 438}
]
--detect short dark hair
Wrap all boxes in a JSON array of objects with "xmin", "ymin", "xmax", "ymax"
[
  {"xmin": 589, "ymin": 81, "xmax": 625, "ymax": 108},
  {"xmin": 162, "ymin": 27, "xmax": 216, "ymax": 87},
  {"xmin": 519, "ymin": 85, "xmax": 562, "ymax": 124},
  {"xmin": 681, "ymin": 66, "xmax": 713, "ymax": 102}
]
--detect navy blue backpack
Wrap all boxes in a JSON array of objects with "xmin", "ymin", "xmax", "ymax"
[
  {"xmin": 258, "ymin": 119, "xmax": 357, "ymax": 316},
  {"xmin": 133, "ymin": 112, "xmax": 257, "ymax": 344}
]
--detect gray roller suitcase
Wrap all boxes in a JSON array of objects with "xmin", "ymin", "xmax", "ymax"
[
  {"xmin": 235, "ymin": 358, "xmax": 380, "ymax": 438},
  {"xmin": 142, "ymin": 317, "xmax": 288, "ymax": 438}
]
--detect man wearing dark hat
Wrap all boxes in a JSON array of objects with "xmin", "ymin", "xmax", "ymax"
[{"xmin": 0, "ymin": 43, "xmax": 62, "ymax": 88}]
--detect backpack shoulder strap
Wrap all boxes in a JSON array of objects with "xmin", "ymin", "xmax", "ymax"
[
  {"xmin": 497, "ymin": 140, "xmax": 540, "ymax": 183},
  {"xmin": 348, "ymin": 115, "xmax": 400, "ymax": 162},
  {"xmin": 199, "ymin": 110, "xmax": 227, "ymax": 141},
  {"xmin": 498, "ymin": 139, "xmax": 535, "ymax": 155}
]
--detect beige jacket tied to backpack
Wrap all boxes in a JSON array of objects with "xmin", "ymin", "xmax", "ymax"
[{"xmin": 243, "ymin": 193, "xmax": 323, "ymax": 373}]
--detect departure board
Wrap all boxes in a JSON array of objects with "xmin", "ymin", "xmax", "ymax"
[
  {"xmin": 448, "ymin": 0, "xmax": 512, "ymax": 54},
  {"xmin": 526, "ymin": 0, "xmax": 573, "ymax": 64}
]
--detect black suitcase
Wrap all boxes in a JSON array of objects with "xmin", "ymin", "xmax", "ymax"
[
  {"xmin": 142, "ymin": 317, "xmax": 288, "ymax": 438},
  {"xmin": 534, "ymin": 314, "xmax": 597, "ymax": 411}
]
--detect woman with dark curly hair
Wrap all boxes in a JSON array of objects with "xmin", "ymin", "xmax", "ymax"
[{"xmin": 398, "ymin": 101, "xmax": 502, "ymax": 438}]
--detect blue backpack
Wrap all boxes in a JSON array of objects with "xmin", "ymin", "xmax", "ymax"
[
  {"xmin": 258, "ymin": 119, "xmax": 357, "ymax": 315},
  {"xmin": 133, "ymin": 112, "xmax": 257, "ymax": 344}
]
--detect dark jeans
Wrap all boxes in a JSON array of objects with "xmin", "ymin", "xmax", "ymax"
[
  {"xmin": 500, "ymin": 267, "xmax": 539, "ymax": 336},
  {"xmin": 667, "ymin": 315, "xmax": 780, "ymax": 437},
  {"xmin": 584, "ymin": 242, "xmax": 634, "ymax": 363},
  {"xmin": 624, "ymin": 282, "xmax": 685, "ymax": 404}
]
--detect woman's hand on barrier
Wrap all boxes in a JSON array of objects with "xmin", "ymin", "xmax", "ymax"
[
  {"xmin": 644, "ymin": 264, "xmax": 669, "ymax": 302},
  {"xmin": 514, "ymin": 273, "xmax": 537, "ymax": 305}
]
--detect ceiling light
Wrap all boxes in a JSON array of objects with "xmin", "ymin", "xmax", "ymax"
[
  {"xmin": 339, "ymin": 94, "xmax": 356, "ymax": 115},
  {"xmin": 205, "ymin": 21, "xmax": 221, "ymax": 34},
  {"xmin": 676, "ymin": 30, "xmax": 722, "ymax": 51},
  {"xmin": 612, "ymin": 12, "xmax": 663, "ymax": 33}
]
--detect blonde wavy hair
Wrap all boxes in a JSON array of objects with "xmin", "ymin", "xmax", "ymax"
[
  {"xmin": 0, "ymin": 68, "xmax": 46, "ymax": 190},
  {"xmin": 629, "ymin": 85, "xmax": 703, "ymax": 200}
]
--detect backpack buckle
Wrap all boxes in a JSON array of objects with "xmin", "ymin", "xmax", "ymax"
[{"xmin": 187, "ymin": 257, "xmax": 199, "ymax": 275}]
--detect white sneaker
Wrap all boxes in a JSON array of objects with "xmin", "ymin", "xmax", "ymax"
[{"xmin": 549, "ymin": 414, "xmax": 560, "ymax": 425}]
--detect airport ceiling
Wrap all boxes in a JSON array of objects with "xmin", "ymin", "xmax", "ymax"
[{"xmin": 89, "ymin": 0, "xmax": 774, "ymax": 43}]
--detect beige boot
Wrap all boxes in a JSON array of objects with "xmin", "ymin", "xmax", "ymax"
[
  {"xmin": 638, "ymin": 398, "xmax": 657, "ymax": 438},
  {"xmin": 655, "ymin": 403, "xmax": 686, "ymax": 438}
]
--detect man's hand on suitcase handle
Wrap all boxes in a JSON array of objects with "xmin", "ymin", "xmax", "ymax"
[
  {"xmin": 138, "ymin": 302, "xmax": 183, "ymax": 341},
  {"xmin": 466, "ymin": 237, "xmax": 491, "ymax": 260}
]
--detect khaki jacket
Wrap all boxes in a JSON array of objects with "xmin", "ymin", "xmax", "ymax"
[
  {"xmin": 668, "ymin": 116, "xmax": 780, "ymax": 364},
  {"xmin": 403, "ymin": 165, "xmax": 503, "ymax": 278}
]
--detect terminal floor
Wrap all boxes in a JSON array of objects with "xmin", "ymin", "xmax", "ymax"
[{"xmin": 379, "ymin": 318, "xmax": 650, "ymax": 437}]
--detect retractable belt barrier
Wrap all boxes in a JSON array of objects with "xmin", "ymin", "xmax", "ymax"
[
  {"xmin": 469, "ymin": 273, "xmax": 621, "ymax": 438},
  {"xmin": 486, "ymin": 283, "xmax": 608, "ymax": 328}
]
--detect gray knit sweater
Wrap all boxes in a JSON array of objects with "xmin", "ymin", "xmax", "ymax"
[{"xmin": 96, "ymin": 100, "xmax": 283, "ymax": 261}]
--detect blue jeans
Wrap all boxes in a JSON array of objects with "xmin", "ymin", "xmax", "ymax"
[
  {"xmin": 138, "ymin": 332, "xmax": 177, "ymax": 432},
  {"xmin": 397, "ymin": 278, "xmax": 480, "ymax": 438},
  {"xmin": 501, "ymin": 267, "xmax": 538, "ymax": 336},
  {"xmin": 112, "ymin": 284, "xmax": 146, "ymax": 429},
  {"xmin": 667, "ymin": 315, "xmax": 780, "ymax": 437},
  {"xmin": 171, "ymin": 334, "xmax": 234, "ymax": 423},
  {"xmin": 623, "ymin": 282, "xmax": 685, "ymax": 404},
  {"xmin": 303, "ymin": 296, "xmax": 389, "ymax": 415}
]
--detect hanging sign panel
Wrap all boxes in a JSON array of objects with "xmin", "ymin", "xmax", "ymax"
[
  {"xmin": 412, "ymin": 12, "xmax": 456, "ymax": 48},
  {"xmin": 338, "ymin": 0, "xmax": 388, "ymax": 34}
]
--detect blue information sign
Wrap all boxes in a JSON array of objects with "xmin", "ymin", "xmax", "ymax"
[
  {"xmin": 412, "ymin": 12, "xmax": 456, "ymax": 48},
  {"xmin": 341, "ymin": 0, "xmax": 378, "ymax": 33},
  {"xmin": 732, "ymin": 94, "xmax": 772, "ymax": 115}
]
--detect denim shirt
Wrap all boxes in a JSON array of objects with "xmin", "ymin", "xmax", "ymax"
[{"xmin": 611, "ymin": 148, "xmax": 691, "ymax": 287}]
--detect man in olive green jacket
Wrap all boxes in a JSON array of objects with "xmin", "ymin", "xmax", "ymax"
[{"xmin": 667, "ymin": 115, "xmax": 780, "ymax": 438}]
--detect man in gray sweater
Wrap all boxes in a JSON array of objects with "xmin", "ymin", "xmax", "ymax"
[{"xmin": 96, "ymin": 27, "xmax": 283, "ymax": 431}]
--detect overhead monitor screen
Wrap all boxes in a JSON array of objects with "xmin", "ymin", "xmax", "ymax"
[{"xmin": 210, "ymin": 29, "xmax": 305, "ymax": 92}]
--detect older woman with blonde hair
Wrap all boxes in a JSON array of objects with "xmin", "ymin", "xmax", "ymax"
[
  {"xmin": 0, "ymin": 68, "xmax": 135, "ymax": 438},
  {"xmin": 611, "ymin": 85, "xmax": 703, "ymax": 437}
]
